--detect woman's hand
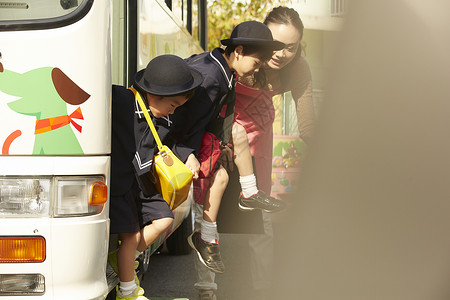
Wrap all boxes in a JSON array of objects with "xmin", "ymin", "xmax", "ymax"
[{"xmin": 185, "ymin": 153, "xmax": 200, "ymax": 179}]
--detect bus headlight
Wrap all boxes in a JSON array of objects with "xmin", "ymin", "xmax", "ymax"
[
  {"xmin": 0, "ymin": 179, "xmax": 50, "ymax": 217},
  {"xmin": 0, "ymin": 177, "xmax": 107, "ymax": 217},
  {"xmin": 54, "ymin": 177, "xmax": 107, "ymax": 217}
]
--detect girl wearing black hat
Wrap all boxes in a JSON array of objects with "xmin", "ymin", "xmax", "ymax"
[{"xmin": 109, "ymin": 54, "xmax": 202, "ymax": 300}]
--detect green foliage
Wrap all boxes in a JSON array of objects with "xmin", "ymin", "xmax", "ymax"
[
  {"xmin": 206, "ymin": 0, "xmax": 292, "ymax": 51},
  {"xmin": 273, "ymin": 139, "xmax": 305, "ymax": 157}
]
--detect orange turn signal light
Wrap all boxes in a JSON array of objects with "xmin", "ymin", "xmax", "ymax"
[
  {"xmin": 90, "ymin": 181, "xmax": 108, "ymax": 206},
  {"xmin": 0, "ymin": 236, "xmax": 46, "ymax": 263}
]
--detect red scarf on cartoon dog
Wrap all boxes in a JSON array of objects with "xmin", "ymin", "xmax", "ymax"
[{"xmin": 34, "ymin": 107, "xmax": 83, "ymax": 134}]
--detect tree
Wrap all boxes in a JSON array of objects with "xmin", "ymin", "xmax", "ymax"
[{"xmin": 206, "ymin": 0, "xmax": 293, "ymax": 51}]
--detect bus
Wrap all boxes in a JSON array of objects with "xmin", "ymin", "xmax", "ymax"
[{"xmin": 0, "ymin": 1, "xmax": 205, "ymax": 299}]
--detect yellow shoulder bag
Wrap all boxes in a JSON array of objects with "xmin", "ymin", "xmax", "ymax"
[{"xmin": 130, "ymin": 87, "xmax": 193, "ymax": 210}]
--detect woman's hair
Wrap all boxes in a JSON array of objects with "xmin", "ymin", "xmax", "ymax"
[
  {"xmin": 259, "ymin": 6, "xmax": 305, "ymax": 90},
  {"xmin": 237, "ymin": 7, "xmax": 305, "ymax": 89},
  {"xmin": 263, "ymin": 6, "xmax": 304, "ymax": 40}
]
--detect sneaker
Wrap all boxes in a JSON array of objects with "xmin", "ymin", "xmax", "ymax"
[
  {"xmin": 188, "ymin": 231, "xmax": 225, "ymax": 274},
  {"xmin": 199, "ymin": 289, "xmax": 217, "ymax": 300},
  {"xmin": 116, "ymin": 286, "xmax": 148, "ymax": 300},
  {"xmin": 238, "ymin": 190, "xmax": 286, "ymax": 213},
  {"xmin": 108, "ymin": 249, "xmax": 140, "ymax": 285}
]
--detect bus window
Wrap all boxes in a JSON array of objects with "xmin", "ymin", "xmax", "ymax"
[
  {"xmin": 191, "ymin": 0, "xmax": 199, "ymax": 41},
  {"xmin": 171, "ymin": 0, "xmax": 182, "ymax": 23},
  {"xmin": 0, "ymin": 0, "xmax": 92, "ymax": 30},
  {"xmin": 137, "ymin": 0, "xmax": 203, "ymax": 71}
]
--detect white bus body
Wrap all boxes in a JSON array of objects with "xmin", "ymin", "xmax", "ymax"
[
  {"xmin": 1, "ymin": 0, "xmax": 205, "ymax": 299},
  {"xmin": 0, "ymin": 1, "xmax": 109, "ymax": 299}
]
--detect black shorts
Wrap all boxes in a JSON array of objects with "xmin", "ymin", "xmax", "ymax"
[{"xmin": 110, "ymin": 181, "xmax": 174, "ymax": 234}]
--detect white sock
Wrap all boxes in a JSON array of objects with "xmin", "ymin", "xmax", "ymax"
[
  {"xmin": 200, "ymin": 219, "xmax": 218, "ymax": 243},
  {"xmin": 135, "ymin": 250, "xmax": 142, "ymax": 259},
  {"xmin": 119, "ymin": 280, "xmax": 136, "ymax": 295},
  {"xmin": 239, "ymin": 174, "xmax": 258, "ymax": 198}
]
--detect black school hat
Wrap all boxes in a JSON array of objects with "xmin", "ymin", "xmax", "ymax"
[
  {"xmin": 221, "ymin": 21, "xmax": 285, "ymax": 51},
  {"xmin": 134, "ymin": 54, "xmax": 203, "ymax": 96}
]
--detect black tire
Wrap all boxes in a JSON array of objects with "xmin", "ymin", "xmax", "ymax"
[{"xmin": 165, "ymin": 209, "xmax": 193, "ymax": 255}]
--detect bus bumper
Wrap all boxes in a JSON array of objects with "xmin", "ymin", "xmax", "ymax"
[{"xmin": 0, "ymin": 214, "xmax": 110, "ymax": 299}]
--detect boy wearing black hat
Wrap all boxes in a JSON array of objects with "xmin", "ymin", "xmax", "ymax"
[
  {"xmin": 168, "ymin": 20, "xmax": 285, "ymax": 297},
  {"xmin": 109, "ymin": 54, "xmax": 202, "ymax": 300}
]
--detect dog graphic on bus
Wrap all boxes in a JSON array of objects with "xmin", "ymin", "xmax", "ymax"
[{"xmin": 0, "ymin": 62, "xmax": 90, "ymax": 155}]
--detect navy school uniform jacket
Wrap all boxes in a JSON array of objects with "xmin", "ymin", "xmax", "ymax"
[
  {"xmin": 110, "ymin": 85, "xmax": 176, "ymax": 196},
  {"xmin": 171, "ymin": 48, "xmax": 236, "ymax": 162}
]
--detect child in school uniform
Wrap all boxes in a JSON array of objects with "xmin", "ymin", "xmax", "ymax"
[
  {"xmin": 109, "ymin": 54, "xmax": 203, "ymax": 300},
  {"xmin": 168, "ymin": 21, "xmax": 285, "ymax": 298}
]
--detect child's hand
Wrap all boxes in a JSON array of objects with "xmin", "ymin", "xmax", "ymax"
[{"xmin": 185, "ymin": 153, "xmax": 200, "ymax": 179}]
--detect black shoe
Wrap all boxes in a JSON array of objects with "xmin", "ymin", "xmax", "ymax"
[
  {"xmin": 238, "ymin": 190, "xmax": 286, "ymax": 213},
  {"xmin": 188, "ymin": 231, "xmax": 225, "ymax": 274}
]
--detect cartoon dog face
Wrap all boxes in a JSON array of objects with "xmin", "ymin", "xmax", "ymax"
[{"xmin": 1, "ymin": 64, "xmax": 90, "ymax": 117}]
